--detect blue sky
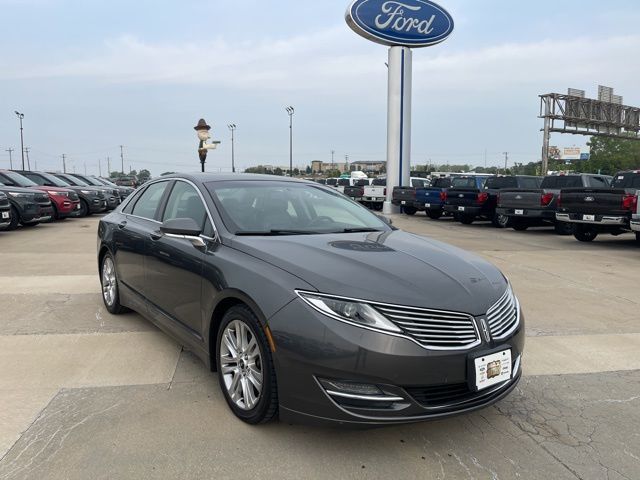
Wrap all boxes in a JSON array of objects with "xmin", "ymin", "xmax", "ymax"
[{"xmin": 1, "ymin": 0, "xmax": 639, "ymax": 175}]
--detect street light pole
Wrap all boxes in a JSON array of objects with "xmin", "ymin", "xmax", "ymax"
[
  {"xmin": 286, "ymin": 106, "xmax": 294, "ymax": 176},
  {"xmin": 228, "ymin": 124, "xmax": 236, "ymax": 173},
  {"xmin": 14, "ymin": 111, "xmax": 25, "ymax": 170},
  {"xmin": 5, "ymin": 148, "xmax": 14, "ymax": 169}
]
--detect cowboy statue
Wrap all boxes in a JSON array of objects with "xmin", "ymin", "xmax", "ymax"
[{"xmin": 194, "ymin": 118, "xmax": 221, "ymax": 172}]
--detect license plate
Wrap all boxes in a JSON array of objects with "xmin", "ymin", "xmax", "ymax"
[
  {"xmin": 401, "ymin": 200, "xmax": 406, "ymax": 205},
  {"xmin": 583, "ymin": 214, "xmax": 595, "ymax": 221},
  {"xmin": 424, "ymin": 203, "xmax": 431, "ymax": 208},
  {"xmin": 458, "ymin": 206, "xmax": 465, "ymax": 211},
  {"xmin": 474, "ymin": 349, "xmax": 512, "ymax": 391},
  {"xmin": 515, "ymin": 209, "xmax": 524, "ymax": 215},
  {"xmin": 2, "ymin": 211, "xmax": 8, "ymax": 219}
]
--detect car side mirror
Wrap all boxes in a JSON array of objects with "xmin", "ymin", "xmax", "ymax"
[{"xmin": 160, "ymin": 218, "xmax": 205, "ymax": 247}]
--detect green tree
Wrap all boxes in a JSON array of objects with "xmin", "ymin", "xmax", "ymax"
[
  {"xmin": 305, "ymin": 166, "xmax": 312, "ymax": 174},
  {"xmin": 109, "ymin": 171, "xmax": 121, "ymax": 178},
  {"xmin": 138, "ymin": 169, "xmax": 151, "ymax": 182},
  {"xmin": 577, "ymin": 136, "xmax": 640, "ymax": 175}
]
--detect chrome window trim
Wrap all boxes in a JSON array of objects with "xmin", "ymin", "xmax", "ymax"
[
  {"xmin": 296, "ymin": 289, "xmax": 482, "ymax": 352},
  {"xmin": 121, "ymin": 177, "xmax": 220, "ymax": 242}
]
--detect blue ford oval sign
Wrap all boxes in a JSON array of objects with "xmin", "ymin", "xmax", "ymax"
[{"xmin": 346, "ymin": 0, "xmax": 454, "ymax": 48}]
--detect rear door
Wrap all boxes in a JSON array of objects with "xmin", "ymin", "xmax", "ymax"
[
  {"xmin": 115, "ymin": 181, "xmax": 170, "ymax": 298},
  {"xmin": 145, "ymin": 180, "xmax": 211, "ymax": 336}
]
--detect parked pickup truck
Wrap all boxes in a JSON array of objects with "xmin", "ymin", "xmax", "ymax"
[
  {"xmin": 412, "ymin": 177, "xmax": 452, "ymax": 219},
  {"xmin": 556, "ymin": 170, "xmax": 640, "ymax": 242},
  {"xmin": 496, "ymin": 174, "xmax": 611, "ymax": 233},
  {"xmin": 444, "ymin": 175, "xmax": 541, "ymax": 226},
  {"xmin": 344, "ymin": 179, "xmax": 372, "ymax": 201},
  {"xmin": 358, "ymin": 178, "xmax": 387, "ymax": 211},
  {"xmin": 631, "ymin": 189, "xmax": 640, "ymax": 242},
  {"xmin": 391, "ymin": 177, "xmax": 430, "ymax": 215}
]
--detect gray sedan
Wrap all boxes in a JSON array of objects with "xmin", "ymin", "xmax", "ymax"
[{"xmin": 97, "ymin": 173, "xmax": 524, "ymax": 426}]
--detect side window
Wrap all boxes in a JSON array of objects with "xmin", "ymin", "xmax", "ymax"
[
  {"xmin": 589, "ymin": 176, "xmax": 609, "ymax": 188},
  {"xmin": 0, "ymin": 174, "xmax": 16, "ymax": 186},
  {"xmin": 131, "ymin": 182, "xmax": 168, "ymax": 220},
  {"xmin": 162, "ymin": 181, "xmax": 207, "ymax": 229},
  {"xmin": 24, "ymin": 174, "xmax": 46, "ymax": 186}
]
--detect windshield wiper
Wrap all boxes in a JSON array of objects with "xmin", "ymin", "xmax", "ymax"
[
  {"xmin": 340, "ymin": 228, "xmax": 384, "ymax": 233},
  {"xmin": 235, "ymin": 229, "xmax": 317, "ymax": 236}
]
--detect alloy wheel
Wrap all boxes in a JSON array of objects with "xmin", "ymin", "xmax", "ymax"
[
  {"xmin": 102, "ymin": 256, "xmax": 117, "ymax": 307},
  {"xmin": 219, "ymin": 320, "xmax": 263, "ymax": 410}
]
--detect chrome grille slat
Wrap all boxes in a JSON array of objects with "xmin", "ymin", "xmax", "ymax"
[
  {"xmin": 373, "ymin": 304, "xmax": 479, "ymax": 350},
  {"xmin": 486, "ymin": 287, "xmax": 519, "ymax": 340}
]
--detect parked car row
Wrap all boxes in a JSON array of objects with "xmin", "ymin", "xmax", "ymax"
[
  {"xmin": 385, "ymin": 172, "xmax": 640, "ymax": 245},
  {"xmin": 0, "ymin": 170, "xmax": 134, "ymax": 231}
]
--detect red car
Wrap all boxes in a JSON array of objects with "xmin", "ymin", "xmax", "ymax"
[{"xmin": 0, "ymin": 170, "xmax": 80, "ymax": 220}]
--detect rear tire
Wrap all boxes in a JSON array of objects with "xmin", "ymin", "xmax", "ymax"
[
  {"xmin": 100, "ymin": 252, "xmax": 128, "ymax": 314},
  {"xmin": 216, "ymin": 305, "xmax": 278, "ymax": 424},
  {"xmin": 554, "ymin": 221, "xmax": 573, "ymax": 235},
  {"xmin": 426, "ymin": 210, "xmax": 442, "ymax": 220},
  {"xmin": 492, "ymin": 213, "xmax": 511, "ymax": 228},
  {"xmin": 402, "ymin": 206, "xmax": 417, "ymax": 216},
  {"xmin": 573, "ymin": 225, "xmax": 598, "ymax": 242},
  {"xmin": 635, "ymin": 232, "xmax": 640, "ymax": 244},
  {"xmin": 459, "ymin": 214, "xmax": 475, "ymax": 225}
]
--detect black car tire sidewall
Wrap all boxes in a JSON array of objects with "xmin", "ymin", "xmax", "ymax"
[
  {"xmin": 216, "ymin": 306, "xmax": 278, "ymax": 424},
  {"xmin": 7, "ymin": 205, "xmax": 20, "ymax": 230},
  {"xmin": 402, "ymin": 206, "xmax": 417, "ymax": 216},
  {"xmin": 79, "ymin": 199, "xmax": 90, "ymax": 217},
  {"xmin": 427, "ymin": 210, "xmax": 442, "ymax": 220}
]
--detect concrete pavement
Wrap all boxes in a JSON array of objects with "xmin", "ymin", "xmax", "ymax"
[{"xmin": 0, "ymin": 213, "xmax": 638, "ymax": 479}]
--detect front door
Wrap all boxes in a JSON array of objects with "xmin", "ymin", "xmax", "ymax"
[{"xmin": 145, "ymin": 180, "xmax": 209, "ymax": 337}]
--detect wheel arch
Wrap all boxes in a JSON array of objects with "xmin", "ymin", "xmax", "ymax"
[{"xmin": 206, "ymin": 289, "xmax": 270, "ymax": 372}]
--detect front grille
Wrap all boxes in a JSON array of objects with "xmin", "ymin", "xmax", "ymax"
[
  {"xmin": 96, "ymin": 192, "xmax": 105, "ymax": 199},
  {"xmin": 34, "ymin": 193, "xmax": 49, "ymax": 204},
  {"xmin": 406, "ymin": 379, "xmax": 513, "ymax": 412},
  {"xmin": 375, "ymin": 304, "xmax": 479, "ymax": 350},
  {"xmin": 486, "ymin": 287, "xmax": 519, "ymax": 340}
]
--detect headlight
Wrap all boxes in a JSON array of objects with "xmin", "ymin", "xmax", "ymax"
[
  {"xmin": 47, "ymin": 191, "xmax": 68, "ymax": 196},
  {"xmin": 8, "ymin": 192, "xmax": 34, "ymax": 198},
  {"xmin": 297, "ymin": 291, "xmax": 402, "ymax": 333},
  {"xmin": 81, "ymin": 190, "xmax": 96, "ymax": 195}
]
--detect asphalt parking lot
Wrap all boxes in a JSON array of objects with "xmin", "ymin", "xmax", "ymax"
[{"xmin": 1, "ymin": 213, "xmax": 639, "ymax": 480}]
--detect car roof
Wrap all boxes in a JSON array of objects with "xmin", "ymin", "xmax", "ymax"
[{"xmin": 158, "ymin": 172, "xmax": 315, "ymax": 184}]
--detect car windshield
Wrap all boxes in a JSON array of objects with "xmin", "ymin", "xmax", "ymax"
[
  {"xmin": 58, "ymin": 174, "xmax": 88, "ymax": 186},
  {"xmin": 1, "ymin": 171, "xmax": 37, "ymax": 187},
  {"xmin": 451, "ymin": 177, "xmax": 478, "ymax": 188},
  {"xmin": 76, "ymin": 175, "xmax": 103, "ymax": 186},
  {"xmin": 206, "ymin": 181, "xmax": 390, "ymax": 235},
  {"xmin": 40, "ymin": 173, "xmax": 71, "ymax": 187}
]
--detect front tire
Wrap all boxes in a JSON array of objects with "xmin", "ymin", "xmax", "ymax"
[
  {"xmin": 216, "ymin": 305, "xmax": 278, "ymax": 424},
  {"xmin": 78, "ymin": 199, "xmax": 90, "ymax": 217},
  {"xmin": 574, "ymin": 225, "xmax": 598, "ymax": 242},
  {"xmin": 492, "ymin": 213, "xmax": 511, "ymax": 228},
  {"xmin": 100, "ymin": 253, "xmax": 128, "ymax": 314},
  {"xmin": 426, "ymin": 210, "xmax": 442, "ymax": 220},
  {"xmin": 459, "ymin": 214, "xmax": 475, "ymax": 225},
  {"xmin": 554, "ymin": 221, "xmax": 573, "ymax": 235},
  {"xmin": 402, "ymin": 206, "xmax": 417, "ymax": 216},
  {"xmin": 6, "ymin": 206, "xmax": 20, "ymax": 231}
]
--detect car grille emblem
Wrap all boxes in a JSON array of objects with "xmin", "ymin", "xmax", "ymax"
[
  {"xmin": 479, "ymin": 318, "xmax": 491, "ymax": 343},
  {"xmin": 515, "ymin": 195, "xmax": 522, "ymax": 200},
  {"xmin": 458, "ymin": 194, "xmax": 464, "ymax": 198},
  {"xmin": 584, "ymin": 196, "xmax": 595, "ymax": 202}
]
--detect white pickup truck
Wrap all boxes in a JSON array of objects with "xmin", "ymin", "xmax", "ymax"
[
  {"xmin": 362, "ymin": 178, "xmax": 387, "ymax": 210},
  {"xmin": 631, "ymin": 189, "xmax": 640, "ymax": 241}
]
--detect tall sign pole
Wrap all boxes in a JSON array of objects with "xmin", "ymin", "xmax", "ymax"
[{"xmin": 345, "ymin": 0, "xmax": 454, "ymax": 214}]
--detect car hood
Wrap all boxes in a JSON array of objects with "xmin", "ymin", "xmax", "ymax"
[
  {"xmin": 30, "ymin": 186, "xmax": 73, "ymax": 193},
  {"xmin": 230, "ymin": 230, "xmax": 508, "ymax": 316},
  {"xmin": 0, "ymin": 185, "xmax": 38, "ymax": 195}
]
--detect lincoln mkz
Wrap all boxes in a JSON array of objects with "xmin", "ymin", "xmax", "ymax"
[{"xmin": 97, "ymin": 174, "xmax": 524, "ymax": 426}]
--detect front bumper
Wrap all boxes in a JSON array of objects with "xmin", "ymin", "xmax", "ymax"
[
  {"xmin": 88, "ymin": 197, "xmax": 108, "ymax": 213},
  {"xmin": 20, "ymin": 202, "xmax": 54, "ymax": 223},
  {"xmin": 556, "ymin": 212, "xmax": 628, "ymax": 226},
  {"xmin": 631, "ymin": 216, "xmax": 640, "ymax": 232},
  {"xmin": 268, "ymin": 298, "xmax": 525, "ymax": 426},
  {"xmin": 444, "ymin": 205, "xmax": 482, "ymax": 215},
  {"xmin": 106, "ymin": 196, "xmax": 120, "ymax": 210}
]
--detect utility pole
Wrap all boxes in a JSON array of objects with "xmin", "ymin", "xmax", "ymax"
[
  {"xmin": 15, "ymin": 111, "xmax": 25, "ymax": 170},
  {"xmin": 107, "ymin": 157, "xmax": 111, "ymax": 177},
  {"xmin": 61, "ymin": 154, "xmax": 67, "ymax": 173},
  {"xmin": 331, "ymin": 150, "xmax": 335, "ymax": 172},
  {"xmin": 98, "ymin": 159, "xmax": 102, "ymax": 177},
  {"xmin": 119, "ymin": 145, "xmax": 125, "ymax": 174},
  {"xmin": 285, "ymin": 106, "xmax": 294, "ymax": 176},
  {"xmin": 345, "ymin": 154, "xmax": 349, "ymax": 172},
  {"xmin": 227, "ymin": 124, "xmax": 236, "ymax": 173},
  {"xmin": 5, "ymin": 148, "xmax": 14, "ymax": 169},
  {"xmin": 503, "ymin": 152, "xmax": 509, "ymax": 174},
  {"xmin": 24, "ymin": 147, "xmax": 31, "ymax": 170}
]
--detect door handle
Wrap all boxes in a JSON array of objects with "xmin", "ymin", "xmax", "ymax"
[
  {"xmin": 118, "ymin": 221, "xmax": 127, "ymax": 229},
  {"xmin": 150, "ymin": 231, "xmax": 163, "ymax": 241}
]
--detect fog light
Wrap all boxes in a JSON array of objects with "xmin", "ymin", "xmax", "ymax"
[{"xmin": 319, "ymin": 378, "xmax": 382, "ymax": 396}]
